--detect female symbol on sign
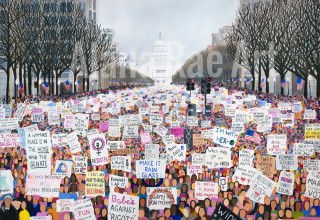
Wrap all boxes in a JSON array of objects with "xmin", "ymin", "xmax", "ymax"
[{"xmin": 92, "ymin": 137, "xmax": 105, "ymax": 156}]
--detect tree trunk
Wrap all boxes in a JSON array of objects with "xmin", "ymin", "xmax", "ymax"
[
  {"xmin": 304, "ymin": 80, "xmax": 308, "ymax": 98},
  {"xmin": 55, "ymin": 73, "xmax": 59, "ymax": 96},
  {"xmin": 86, "ymin": 77, "xmax": 89, "ymax": 91},
  {"xmin": 5, "ymin": 68, "xmax": 9, "ymax": 104},
  {"xmin": 280, "ymin": 74, "xmax": 285, "ymax": 96},
  {"xmin": 28, "ymin": 65, "xmax": 32, "ymax": 95},
  {"xmin": 317, "ymin": 75, "xmax": 320, "ymax": 98},
  {"xmin": 251, "ymin": 67, "xmax": 255, "ymax": 91},
  {"xmin": 23, "ymin": 65, "xmax": 27, "ymax": 96},
  {"xmin": 18, "ymin": 65, "xmax": 23, "ymax": 98},
  {"xmin": 48, "ymin": 72, "xmax": 51, "ymax": 96},
  {"xmin": 37, "ymin": 74, "xmax": 40, "ymax": 96},
  {"xmin": 258, "ymin": 59, "xmax": 262, "ymax": 92},
  {"xmin": 13, "ymin": 70, "xmax": 17, "ymax": 99},
  {"xmin": 74, "ymin": 72, "xmax": 77, "ymax": 93},
  {"xmin": 82, "ymin": 74, "xmax": 85, "ymax": 92}
]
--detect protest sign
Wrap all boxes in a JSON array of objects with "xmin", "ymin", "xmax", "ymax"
[
  {"xmin": 48, "ymin": 114, "xmax": 60, "ymax": 125},
  {"xmin": 293, "ymin": 143, "xmax": 315, "ymax": 156},
  {"xmin": 117, "ymin": 148, "xmax": 139, "ymax": 155},
  {"xmin": 238, "ymin": 149, "xmax": 254, "ymax": 167},
  {"xmin": 234, "ymin": 111, "xmax": 248, "ymax": 124},
  {"xmin": 304, "ymin": 140, "xmax": 320, "ymax": 152},
  {"xmin": 149, "ymin": 114, "xmax": 163, "ymax": 125},
  {"xmin": 184, "ymin": 128, "xmax": 193, "ymax": 149},
  {"xmin": 212, "ymin": 126, "xmax": 238, "ymax": 148},
  {"xmin": 292, "ymin": 102, "xmax": 302, "ymax": 112},
  {"xmin": 187, "ymin": 117, "xmax": 198, "ymax": 127},
  {"xmin": 202, "ymin": 129, "xmax": 213, "ymax": 139},
  {"xmin": 192, "ymin": 153, "xmax": 205, "ymax": 165},
  {"xmin": 305, "ymin": 172, "xmax": 320, "ymax": 199},
  {"xmin": 304, "ymin": 110, "xmax": 316, "ymax": 120},
  {"xmin": 106, "ymin": 141, "xmax": 125, "ymax": 151},
  {"xmin": 225, "ymin": 108, "xmax": 236, "ymax": 117},
  {"xmin": 267, "ymin": 134, "xmax": 287, "ymax": 155},
  {"xmin": 88, "ymin": 134, "xmax": 108, "ymax": 166},
  {"xmin": 108, "ymin": 119, "xmax": 121, "ymax": 137},
  {"xmin": 219, "ymin": 177, "xmax": 228, "ymax": 192},
  {"xmin": 109, "ymin": 174, "xmax": 129, "ymax": 190},
  {"xmin": 26, "ymin": 131, "xmax": 51, "ymax": 174},
  {"xmin": 52, "ymin": 133, "xmax": 68, "ymax": 147},
  {"xmin": 278, "ymin": 102, "xmax": 292, "ymax": 111},
  {"xmin": 256, "ymin": 156, "xmax": 276, "ymax": 178},
  {"xmin": 136, "ymin": 160, "xmax": 166, "ymax": 178},
  {"xmin": 247, "ymin": 173, "xmax": 276, "ymax": 204},
  {"xmin": 64, "ymin": 115, "xmax": 76, "ymax": 129},
  {"xmin": 163, "ymin": 135, "xmax": 175, "ymax": 145},
  {"xmin": 56, "ymin": 199, "xmax": 73, "ymax": 212},
  {"xmin": 170, "ymin": 127, "xmax": 184, "ymax": 138},
  {"xmin": 145, "ymin": 144, "xmax": 159, "ymax": 160},
  {"xmin": 147, "ymin": 187, "xmax": 177, "ymax": 210},
  {"xmin": 141, "ymin": 132, "xmax": 152, "ymax": 144},
  {"xmin": 67, "ymin": 132, "xmax": 81, "ymax": 154},
  {"xmin": 276, "ymin": 155, "xmax": 298, "ymax": 170},
  {"xmin": 205, "ymin": 147, "xmax": 232, "ymax": 168},
  {"xmin": 154, "ymin": 125, "xmax": 168, "ymax": 137},
  {"xmin": 195, "ymin": 181, "xmax": 218, "ymax": 200},
  {"xmin": 91, "ymin": 114, "xmax": 100, "ymax": 121},
  {"xmin": 187, "ymin": 164, "xmax": 202, "ymax": 176},
  {"xmin": 232, "ymin": 166, "xmax": 260, "ymax": 185},
  {"xmin": 303, "ymin": 160, "xmax": 320, "ymax": 172},
  {"xmin": 108, "ymin": 193, "xmax": 139, "ymax": 220},
  {"xmin": 193, "ymin": 134, "xmax": 204, "ymax": 147},
  {"xmin": 276, "ymin": 171, "xmax": 294, "ymax": 195},
  {"xmin": 166, "ymin": 144, "xmax": 186, "ymax": 161},
  {"xmin": 85, "ymin": 171, "xmax": 105, "ymax": 197},
  {"xmin": 257, "ymin": 116, "xmax": 272, "ymax": 133},
  {"xmin": 14, "ymin": 103, "xmax": 26, "ymax": 122},
  {"xmin": 73, "ymin": 156, "xmax": 87, "ymax": 174},
  {"xmin": 54, "ymin": 160, "xmax": 72, "ymax": 177},
  {"xmin": 0, "ymin": 118, "xmax": 19, "ymax": 130},
  {"xmin": 30, "ymin": 217, "xmax": 51, "ymax": 220},
  {"xmin": 211, "ymin": 203, "xmax": 241, "ymax": 220},
  {"xmin": 0, "ymin": 133, "xmax": 20, "ymax": 148},
  {"xmin": 26, "ymin": 174, "xmax": 61, "ymax": 198},
  {"xmin": 74, "ymin": 113, "xmax": 89, "ymax": 135},
  {"xmin": 121, "ymin": 114, "xmax": 141, "ymax": 126},
  {"xmin": 305, "ymin": 124, "xmax": 320, "ymax": 140},
  {"xmin": 32, "ymin": 107, "xmax": 44, "ymax": 122},
  {"xmin": 139, "ymin": 108, "xmax": 150, "ymax": 115},
  {"xmin": 123, "ymin": 125, "xmax": 139, "ymax": 138},
  {"xmin": 201, "ymin": 120, "xmax": 211, "ymax": 128},
  {"xmin": 0, "ymin": 170, "xmax": 13, "ymax": 194},
  {"xmin": 99, "ymin": 121, "xmax": 109, "ymax": 132},
  {"xmin": 73, "ymin": 199, "xmax": 95, "ymax": 220},
  {"xmin": 3, "ymin": 104, "xmax": 12, "ymax": 118},
  {"xmin": 111, "ymin": 156, "xmax": 131, "ymax": 172}
]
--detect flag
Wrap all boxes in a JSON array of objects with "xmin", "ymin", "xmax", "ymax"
[
  {"xmin": 245, "ymin": 128, "xmax": 261, "ymax": 144},
  {"xmin": 75, "ymin": 80, "xmax": 81, "ymax": 89},
  {"xmin": 260, "ymin": 78, "xmax": 266, "ymax": 88},
  {"xmin": 281, "ymin": 79, "xmax": 286, "ymax": 88},
  {"xmin": 232, "ymin": 77, "xmax": 238, "ymax": 84},
  {"xmin": 297, "ymin": 77, "xmax": 304, "ymax": 91},
  {"xmin": 41, "ymin": 82, "xmax": 49, "ymax": 94},
  {"xmin": 64, "ymin": 80, "xmax": 71, "ymax": 90},
  {"xmin": 246, "ymin": 79, "xmax": 251, "ymax": 85},
  {"xmin": 19, "ymin": 83, "xmax": 24, "ymax": 94}
]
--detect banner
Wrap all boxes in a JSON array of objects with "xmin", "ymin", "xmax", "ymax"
[
  {"xmin": 211, "ymin": 203, "xmax": 241, "ymax": 220},
  {"xmin": 238, "ymin": 149, "xmax": 254, "ymax": 167},
  {"xmin": 111, "ymin": 156, "xmax": 131, "ymax": 172},
  {"xmin": 145, "ymin": 144, "xmax": 159, "ymax": 160},
  {"xmin": 195, "ymin": 181, "xmax": 218, "ymax": 200},
  {"xmin": 212, "ymin": 127, "xmax": 238, "ymax": 148},
  {"xmin": 73, "ymin": 156, "xmax": 87, "ymax": 174},
  {"xmin": 276, "ymin": 171, "xmax": 294, "ymax": 195},
  {"xmin": 187, "ymin": 164, "xmax": 202, "ymax": 176},
  {"xmin": 73, "ymin": 199, "xmax": 95, "ymax": 220},
  {"xmin": 0, "ymin": 170, "xmax": 13, "ymax": 194},
  {"xmin": 74, "ymin": 113, "xmax": 89, "ymax": 135},
  {"xmin": 67, "ymin": 132, "xmax": 81, "ymax": 154},
  {"xmin": 85, "ymin": 171, "xmax": 105, "ymax": 197},
  {"xmin": 0, "ymin": 133, "xmax": 20, "ymax": 148},
  {"xmin": 276, "ymin": 155, "xmax": 298, "ymax": 170},
  {"xmin": 32, "ymin": 107, "xmax": 44, "ymax": 122},
  {"xmin": 147, "ymin": 187, "xmax": 177, "ymax": 210},
  {"xmin": 64, "ymin": 115, "xmax": 75, "ymax": 129},
  {"xmin": 293, "ymin": 143, "xmax": 315, "ymax": 156},
  {"xmin": 109, "ymin": 174, "xmax": 129, "ymax": 190},
  {"xmin": 305, "ymin": 124, "xmax": 320, "ymax": 140},
  {"xmin": 26, "ymin": 174, "xmax": 61, "ymax": 198},
  {"xmin": 88, "ymin": 134, "xmax": 108, "ymax": 166},
  {"xmin": 267, "ymin": 134, "xmax": 287, "ymax": 155},
  {"xmin": 26, "ymin": 131, "xmax": 51, "ymax": 174},
  {"xmin": 108, "ymin": 193, "xmax": 139, "ymax": 220},
  {"xmin": 136, "ymin": 160, "xmax": 166, "ymax": 178},
  {"xmin": 166, "ymin": 144, "xmax": 186, "ymax": 161},
  {"xmin": 205, "ymin": 147, "xmax": 231, "ymax": 168},
  {"xmin": 305, "ymin": 172, "xmax": 320, "ymax": 200},
  {"xmin": 0, "ymin": 118, "xmax": 19, "ymax": 130},
  {"xmin": 247, "ymin": 173, "xmax": 276, "ymax": 204}
]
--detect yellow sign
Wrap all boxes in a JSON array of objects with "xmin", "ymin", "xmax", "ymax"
[{"xmin": 305, "ymin": 124, "xmax": 320, "ymax": 140}]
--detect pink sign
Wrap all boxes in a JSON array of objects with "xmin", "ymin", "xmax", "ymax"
[
  {"xmin": 32, "ymin": 107, "xmax": 43, "ymax": 114},
  {"xmin": 141, "ymin": 132, "xmax": 152, "ymax": 144},
  {"xmin": 170, "ymin": 127, "xmax": 184, "ymax": 138},
  {"xmin": 99, "ymin": 121, "xmax": 109, "ymax": 132}
]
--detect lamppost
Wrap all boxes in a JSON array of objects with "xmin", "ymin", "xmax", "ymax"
[
  {"xmin": 274, "ymin": 78, "xmax": 276, "ymax": 94},
  {"xmin": 286, "ymin": 77, "xmax": 289, "ymax": 96}
]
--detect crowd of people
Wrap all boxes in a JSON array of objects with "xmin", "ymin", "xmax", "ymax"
[{"xmin": 0, "ymin": 82, "xmax": 319, "ymax": 220}]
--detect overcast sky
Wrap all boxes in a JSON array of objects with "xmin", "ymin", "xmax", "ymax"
[{"xmin": 97, "ymin": 0, "xmax": 239, "ymax": 68}]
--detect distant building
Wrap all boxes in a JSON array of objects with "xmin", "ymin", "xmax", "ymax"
[
  {"xmin": 76, "ymin": 0, "xmax": 97, "ymax": 23},
  {"xmin": 119, "ymin": 52, "xmax": 137, "ymax": 70},
  {"xmin": 240, "ymin": 0, "xmax": 272, "ymax": 10},
  {"xmin": 211, "ymin": 26, "xmax": 233, "ymax": 46},
  {"xmin": 147, "ymin": 36, "xmax": 174, "ymax": 82}
]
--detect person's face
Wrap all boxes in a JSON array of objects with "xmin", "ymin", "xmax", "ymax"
[
  {"xmin": 285, "ymin": 210, "xmax": 292, "ymax": 218},
  {"xmin": 21, "ymin": 201, "xmax": 27, "ymax": 209},
  {"xmin": 296, "ymin": 202, "xmax": 301, "ymax": 211},
  {"xmin": 258, "ymin": 205, "xmax": 264, "ymax": 214},
  {"xmin": 139, "ymin": 210, "xmax": 145, "ymax": 217},
  {"xmin": 305, "ymin": 201, "xmax": 310, "ymax": 210},
  {"xmin": 165, "ymin": 209, "xmax": 171, "ymax": 217},
  {"xmin": 199, "ymin": 208, "xmax": 205, "ymax": 217},
  {"xmin": 140, "ymin": 186, "xmax": 146, "ymax": 194},
  {"xmin": 310, "ymin": 208, "xmax": 316, "ymax": 216}
]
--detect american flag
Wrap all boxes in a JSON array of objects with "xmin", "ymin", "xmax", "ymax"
[
  {"xmin": 41, "ymin": 82, "xmax": 49, "ymax": 94},
  {"xmin": 245, "ymin": 128, "xmax": 261, "ymax": 144},
  {"xmin": 281, "ymin": 79, "xmax": 286, "ymax": 88},
  {"xmin": 75, "ymin": 80, "xmax": 81, "ymax": 89},
  {"xmin": 297, "ymin": 77, "xmax": 304, "ymax": 91},
  {"xmin": 246, "ymin": 79, "xmax": 251, "ymax": 85},
  {"xmin": 64, "ymin": 80, "xmax": 71, "ymax": 90},
  {"xmin": 232, "ymin": 77, "xmax": 238, "ymax": 84},
  {"xmin": 260, "ymin": 78, "xmax": 266, "ymax": 88},
  {"xmin": 19, "ymin": 83, "xmax": 24, "ymax": 94}
]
